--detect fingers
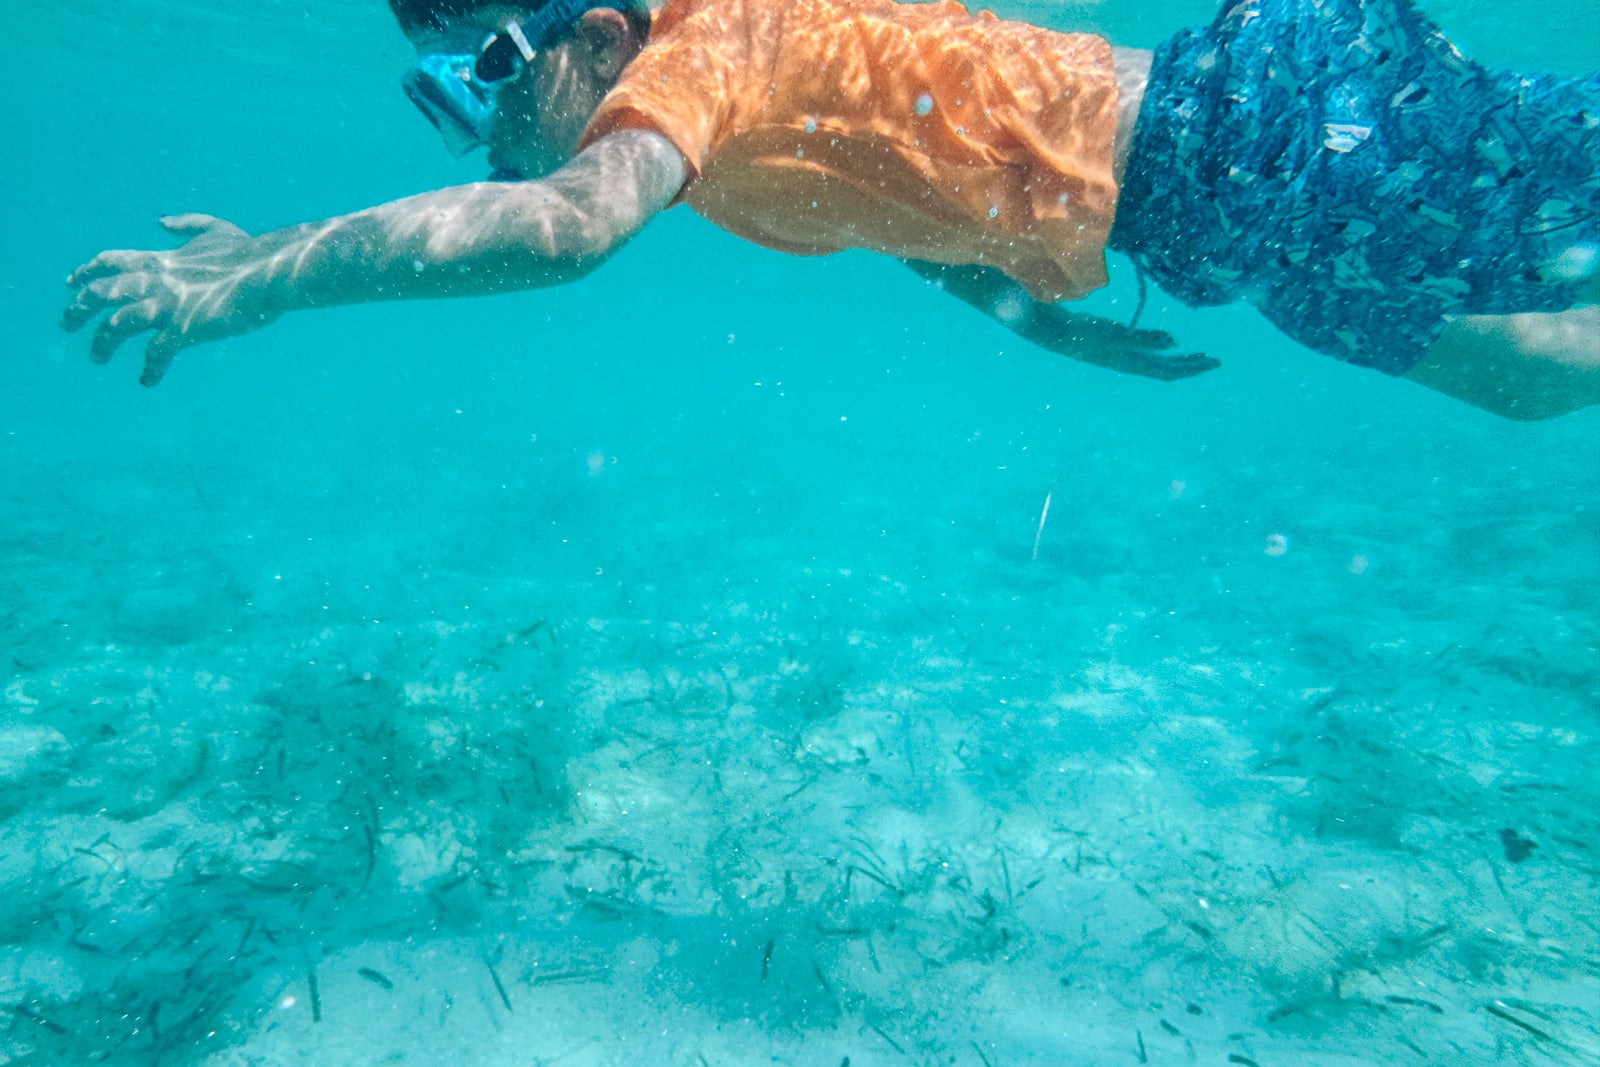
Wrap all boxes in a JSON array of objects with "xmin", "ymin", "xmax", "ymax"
[
  {"xmin": 1139, "ymin": 352, "xmax": 1220, "ymax": 382},
  {"xmin": 1125, "ymin": 327, "xmax": 1177, "ymax": 349},
  {"xmin": 159, "ymin": 213, "xmax": 224, "ymax": 235},
  {"xmin": 69, "ymin": 213, "xmax": 245, "ymax": 292},
  {"xmin": 67, "ymin": 249, "xmax": 156, "ymax": 288},
  {"xmin": 66, "ymin": 213, "xmax": 245, "ymax": 381},
  {"xmin": 62, "ymin": 274, "xmax": 153, "ymax": 332},
  {"xmin": 140, "ymin": 332, "xmax": 184, "ymax": 387},
  {"xmin": 159, "ymin": 213, "xmax": 246, "ymax": 241},
  {"xmin": 83, "ymin": 297, "xmax": 186, "ymax": 385},
  {"xmin": 61, "ymin": 285, "xmax": 112, "ymax": 333},
  {"xmin": 90, "ymin": 299, "xmax": 161, "ymax": 364}
]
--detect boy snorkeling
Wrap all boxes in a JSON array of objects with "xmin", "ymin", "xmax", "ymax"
[{"xmin": 62, "ymin": 0, "xmax": 1600, "ymax": 419}]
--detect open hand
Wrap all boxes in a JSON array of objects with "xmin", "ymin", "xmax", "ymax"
[
  {"xmin": 1032, "ymin": 306, "xmax": 1219, "ymax": 381},
  {"xmin": 901, "ymin": 258, "xmax": 1218, "ymax": 382},
  {"xmin": 62, "ymin": 214, "xmax": 285, "ymax": 386},
  {"xmin": 1083, "ymin": 327, "xmax": 1218, "ymax": 382}
]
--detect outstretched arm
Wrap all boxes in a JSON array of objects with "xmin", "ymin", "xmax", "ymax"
[
  {"xmin": 62, "ymin": 130, "xmax": 687, "ymax": 385},
  {"xmin": 902, "ymin": 259, "xmax": 1218, "ymax": 382}
]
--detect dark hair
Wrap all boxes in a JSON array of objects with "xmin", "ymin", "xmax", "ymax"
[{"xmin": 388, "ymin": 0, "xmax": 650, "ymax": 41}]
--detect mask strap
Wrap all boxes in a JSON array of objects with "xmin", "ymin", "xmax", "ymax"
[
  {"xmin": 501, "ymin": 20, "xmax": 536, "ymax": 63},
  {"xmin": 513, "ymin": 0, "xmax": 626, "ymax": 51}
]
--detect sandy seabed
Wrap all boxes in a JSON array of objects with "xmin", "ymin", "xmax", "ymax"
[{"xmin": 2, "ymin": 420, "xmax": 1596, "ymax": 1067}]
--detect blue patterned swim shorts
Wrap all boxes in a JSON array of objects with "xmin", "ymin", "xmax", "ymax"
[{"xmin": 1109, "ymin": 0, "xmax": 1600, "ymax": 375}]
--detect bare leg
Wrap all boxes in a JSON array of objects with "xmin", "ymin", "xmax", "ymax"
[{"xmin": 1404, "ymin": 303, "xmax": 1600, "ymax": 420}]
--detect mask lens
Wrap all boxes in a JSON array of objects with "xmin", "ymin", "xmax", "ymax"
[
  {"xmin": 475, "ymin": 34, "xmax": 522, "ymax": 83},
  {"xmin": 402, "ymin": 54, "xmax": 498, "ymax": 157}
]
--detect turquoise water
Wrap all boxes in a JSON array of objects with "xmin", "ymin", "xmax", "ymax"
[{"xmin": 4, "ymin": 1, "xmax": 1598, "ymax": 1063}]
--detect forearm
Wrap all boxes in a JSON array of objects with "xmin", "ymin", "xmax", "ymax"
[
  {"xmin": 261, "ymin": 182, "xmax": 613, "ymax": 311},
  {"xmin": 62, "ymin": 131, "xmax": 686, "ymax": 384},
  {"xmin": 259, "ymin": 131, "xmax": 683, "ymax": 312}
]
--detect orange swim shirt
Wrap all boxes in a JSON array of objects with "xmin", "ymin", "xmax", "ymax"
[{"xmin": 581, "ymin": 0, "xmax": 1121, "ymax": 302}]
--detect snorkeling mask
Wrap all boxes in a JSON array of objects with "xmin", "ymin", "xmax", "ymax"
[{"xmin": 402, "ymin": 0, "xmax": 633, "ymax": 157}]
